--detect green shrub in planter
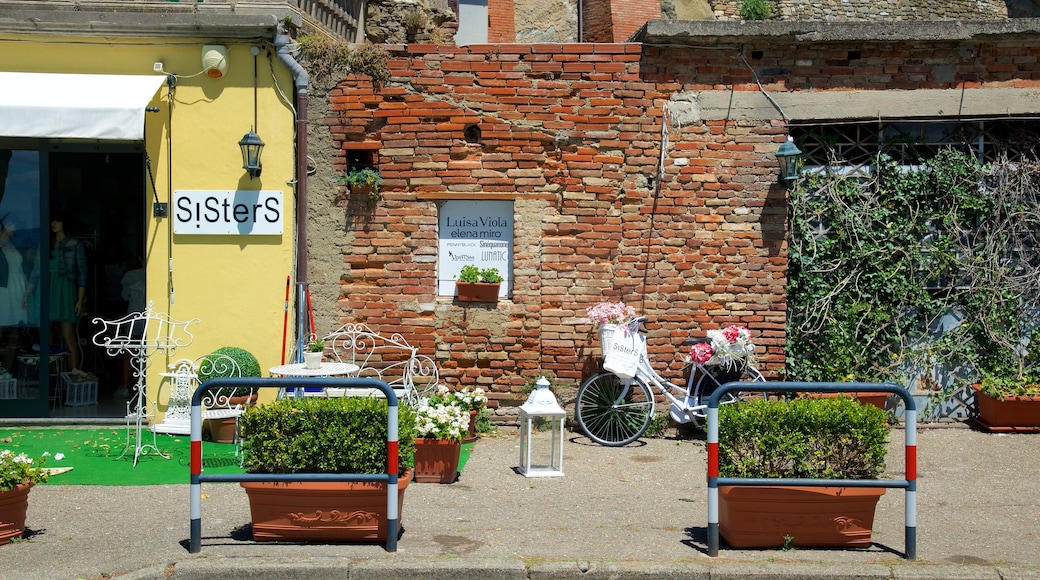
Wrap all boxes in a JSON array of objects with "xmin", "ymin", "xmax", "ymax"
[
  {"xmin": 197, "ymin": 346, "xmax": 262, "ymax": 398},
  {"xmin": 241, "ymin": 397, "xmax": 416, "ymax": 475},
  {"xmin": 718, "ymin": 397, "xmax": 889, "ymax": 480}
]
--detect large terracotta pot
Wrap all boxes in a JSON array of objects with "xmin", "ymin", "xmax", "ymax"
[
  {"xmin": 241, "ymin": 469, "xmax": 412, "ymax": 542},
  {"xmin": 973, "ymin": 384, "xmax": 1040, "ymax": 432},
  {"xmin": 455, "ymin": 281, "xmax": 500, "ymax": 302},
  {"xmin": 808, "ymin": 391, "xmax": 889, "ymax": 410},
  {"xmin": 719, "ymin": 485, "xmax": 885, "ymax": 549},
  {"xmin": 0, "ymin": 483, "xmax": 31, "ymax": 546},
  {"xmin": 413, "ymin": 438, "xmax": 461, "ymax": 483}
]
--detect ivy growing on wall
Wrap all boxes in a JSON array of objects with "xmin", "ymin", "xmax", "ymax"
[{"xmin": 786, "ymin": 147, "xmax": 1040, "ymax": 389}]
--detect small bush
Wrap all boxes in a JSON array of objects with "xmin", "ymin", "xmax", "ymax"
[
  {"xmin": 197, "ymin": 346, "xmax": 261, "ymax": 398},
  {"xmin": 241, "ymin": 397, "xmax": 416, "ymax": 475},
  {"xmin": 718, "ymin": 397, "xmax": 888, "ymax": 479},
  {"xmin": 740, "ymin": 0, "xmax": 774, "ymax": 20}
]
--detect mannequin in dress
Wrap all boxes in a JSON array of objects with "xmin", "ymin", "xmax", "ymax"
[
  {"xmin": 0, "ymin": 216, "xmax": 30, "ymax": 371},
  {"xmin": 49, "ymin": 211, "xmax": 87, "ymax": 372}
]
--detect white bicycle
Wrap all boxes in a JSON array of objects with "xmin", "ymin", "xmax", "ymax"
[{"xmin": 575, "ymin": 316, "xmax": 765, "ymax": 446}]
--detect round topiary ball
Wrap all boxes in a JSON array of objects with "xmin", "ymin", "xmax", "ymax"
[{"xmin": 197, "ymin": 346, "xmax": 262, "ymax": 383}]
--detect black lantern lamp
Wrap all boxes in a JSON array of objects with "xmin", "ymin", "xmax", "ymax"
[
  {"xmin": 238, "ymin": 129, "xmax": 264, "ymax": 178},
  {"xmin": 775, "ymin": 135, "xmax": 802, "ymax": 184}
]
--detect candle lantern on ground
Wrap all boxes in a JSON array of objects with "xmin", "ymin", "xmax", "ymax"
[{"xmin": 518, "ymin": 376, "xmax": 565, "ymax": 477}]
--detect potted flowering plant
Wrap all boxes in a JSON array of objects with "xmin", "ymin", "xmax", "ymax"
[
  {"xmin": 412, "ymin": 395, "xmax": 471, "ymax": 483},
  {"xmin": 426, "ymin": 384, "xmax": 488, "ymax": 439},
  {"xmin": 1, "ymin": 449, "xmax": 48, "ymax": 545},
  {"xmin": 586, "ymin": 301, "xmax": 637, "ymax": 355},
  {"xmin": 689, "ymin": 324, "xmax": 756, "ymax": 385}
]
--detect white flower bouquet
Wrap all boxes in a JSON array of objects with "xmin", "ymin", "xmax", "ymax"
[{"xmin": 690, "ymin": 325, "xmax": 756, "ymax": 370}]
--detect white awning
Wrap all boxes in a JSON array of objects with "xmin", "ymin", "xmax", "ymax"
[{"xmin": 0, "ymin": 72, "xmax": 166, "ymax": 140}]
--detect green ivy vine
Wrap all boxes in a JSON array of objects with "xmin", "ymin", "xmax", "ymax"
[{"xmin": 786, "ymin": 147, "xmax": 1040, "ymax": 393}]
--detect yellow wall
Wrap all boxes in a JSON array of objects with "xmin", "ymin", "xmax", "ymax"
[{"xmin": 1, "ymin": 34, "xmax": 298, "ymax": 415}]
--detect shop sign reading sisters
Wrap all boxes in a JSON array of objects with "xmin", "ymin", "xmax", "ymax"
[
  {"xmin": 173, "ymin": 190, "xmax": 283, "ymax": 235},
  {"xmin": 438, "ymin": 200, "xmax": 513, "ymax": 298}
]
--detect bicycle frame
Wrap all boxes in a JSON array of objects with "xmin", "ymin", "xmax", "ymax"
[{"xmin": 617, "ymin": 319, "xmax": 763, "ymax": 426}]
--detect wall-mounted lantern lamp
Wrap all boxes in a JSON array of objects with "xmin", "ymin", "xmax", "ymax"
[
  {"xmin": 775, "ymin": 135, "xmax": 802, "ymax": 184},
  {"xmin": 238, "ymin": 129, "xmax": 264, "ymax": 179},
  {"xmin": 518, "ymin": 376, "xmax": 565, "ymax": 478}
]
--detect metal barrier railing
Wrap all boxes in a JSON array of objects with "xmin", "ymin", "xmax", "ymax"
[
  {"xmin": 706, "ymin": 382, "xmax": 917, "ymax": 560},
  {"xmin": 188, "ymin": 377, "xmax": 401, "ymax": 553}
]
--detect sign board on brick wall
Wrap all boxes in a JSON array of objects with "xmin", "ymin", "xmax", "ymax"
[
  {"xmin": 173, "ymin": 190, "xmax": 284, "ymax": 235},
  {"xmin": 437, "ymin": 200, "xmax": 513, "ymax": 298}
]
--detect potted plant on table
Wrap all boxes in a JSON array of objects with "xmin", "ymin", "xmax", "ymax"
[
  {"xmin": 412, "ymin": 395, "xmax": 470, "ymax": 483},
  {"xmin": 238, "ymin": 396, "xmax": 417, "ymax": 542},
  {"xmin": 716, "ymin": 396, "xmax": 889, "ymax": 549},
  {"xmin": 454, "ymin": 265, "xmax": 503, "ymax": 302},
  {"xmin": 0, "ymin": 449, "xmax": 48, "ymax": 545},
  {"xmin": 303, "ymin": 337, "xmax": 325, "ymax": 370}
]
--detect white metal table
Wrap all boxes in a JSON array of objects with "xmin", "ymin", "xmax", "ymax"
[{"xmin": 269, "ymin": 362, "xmax": 361, "ymax": 398}]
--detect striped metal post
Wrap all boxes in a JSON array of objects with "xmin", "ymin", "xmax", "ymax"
[
  {"xmin": 189, "ymin": 395, "xmax": 203, "ymax": 553},
  {"xmin": 706, "ymin": 404, "xmax": 720, "ymax": 556},
  {"xmin": 386, "ymin": 401, "xmax": 399, "ymax": 551},
  {"xmin": 905, "ymin": 407, "xmax": 917, "ymax": 560}
]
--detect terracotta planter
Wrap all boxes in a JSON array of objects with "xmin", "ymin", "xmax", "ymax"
[
  {"xmin": 808, "ymin": 391, "xmax": 889, "ymax": 410},
  {"xmin": 455, "ymin": 281, "xmax": 500, "ymax": 303},
  {"xmin": 0, "ymin": 483, "xmax": 31, "ymax": 546},
  {"xmin": 719, "ymin": 485, "xmax": 885, "ymax": 549},
  {"xmin": 241, "ymin": 469, "xmax": 412, "ymax": 542},
  {"xmin": 205, "ymin": 393, "xmax": 257, "ymax": 444},
  {"xmin": 413, "ymin": 438, "xmax": 461, "ymax": 483},
  {"xmin": 973, "ymin": 384, "xmax": 1040, "ymax": 432},
  {"xmin": 466, "ymin": 410, "xmax": 478, "ymax": 438}
]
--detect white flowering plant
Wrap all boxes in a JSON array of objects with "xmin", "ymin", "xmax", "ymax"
[
  {"xmin": 689, "ymin": 325, "xmax": 757, "ymax": 370},
  {"xmin": 427, "ymin": 383, "xmax": 488, "ymax": 412},
  {"xmin": 585, "ymin": 301, "xmax": 637, "ymax": 326},
  {"xmin": 413, "ymin": 398, "xmax": 471, "ymax": 443},
  {"xmin": 1, "ymin": 449, "xmax": 49, "ymax": 492}
]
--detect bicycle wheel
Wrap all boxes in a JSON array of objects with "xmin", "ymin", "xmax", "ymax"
[{"xmin": 575, "ymin": 372, "xmax": 654, "ymax": 446}]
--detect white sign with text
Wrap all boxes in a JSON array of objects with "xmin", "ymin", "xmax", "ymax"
[
  {"xmin": 437, "ymin": 200, "xmax": 513, "ymax": 297},
  {"xmin": 173, "ymin": 190, "xmax": 284, "ymax": 235}
]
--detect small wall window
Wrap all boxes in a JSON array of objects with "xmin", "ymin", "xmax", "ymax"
[{"xmin": 437, "ymin": 200, "xmax": 513, "ymax": 299}]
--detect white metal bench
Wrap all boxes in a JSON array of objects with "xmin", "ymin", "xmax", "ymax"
[{"xmin": 321, "ymin": 323, "xmax": 440, "ymax": 404}]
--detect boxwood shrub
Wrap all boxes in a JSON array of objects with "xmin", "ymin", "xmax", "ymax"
[
  {"xmin": 718, "ymin": 396, "xmax": 889, "ymax": 480},
  {"xmin": 240, "ymin": 396, "xmax": 416, "ymax": 475}
]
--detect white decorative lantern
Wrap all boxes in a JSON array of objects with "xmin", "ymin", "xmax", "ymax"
[{"xmin": 518, "ymin": 377, "xmax": 565, "ymax": 477}]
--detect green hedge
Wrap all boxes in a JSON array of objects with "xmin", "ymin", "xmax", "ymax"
[
  {"xmin": 718, "ymin": 397, "xmax": 889, "ymax": 480},
  {"xmin": 241, "ymin": 397, "xmax": 416, "ymax": 475}
]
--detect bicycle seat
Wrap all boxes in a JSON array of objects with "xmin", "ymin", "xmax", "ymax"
[{"xmin": 682, "ymin": 337, "xmax": 710, "ymax": 346}]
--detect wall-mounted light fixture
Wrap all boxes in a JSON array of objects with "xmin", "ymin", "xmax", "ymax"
[
  {"xmin": 775, "ymin": 135, "xmax": 802, "ymax": 185},
  {"xmin": 239, "ymin": 46, "xmax": 263, "ymax": 179},
  {"xmin": 238, "ymin": 130, "xmax": 264, "ymax": 178},
  {"xmin": 202, "ymin": 45, "xmax": 229, "ymax": 79}
]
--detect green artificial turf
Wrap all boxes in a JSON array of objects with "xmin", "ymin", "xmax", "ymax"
[{"xmin": 0, "ymin": 428, "xmax": 245, "ymax": 485}]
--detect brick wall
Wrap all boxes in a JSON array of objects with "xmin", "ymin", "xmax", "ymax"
[
  {"xmin": 488, "ymin": 0, "xmax": 515, "ymax": 42},
  {"xmin": 311, "ymin": 37, "xmax": 1040, "ymax": 413},
  {"xmin": 582, "ymin": 0, "xmax": 661, "ymax": 42}
]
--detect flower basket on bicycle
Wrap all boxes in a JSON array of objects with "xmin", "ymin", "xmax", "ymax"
[{"xmin": 576, "ymin": 315, "xmax": 764, "ymax": 446}]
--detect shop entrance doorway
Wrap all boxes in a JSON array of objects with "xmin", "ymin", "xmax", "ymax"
[{"xmin": 0, "ymin": 145, "xmax": 146, "ymax": 419}]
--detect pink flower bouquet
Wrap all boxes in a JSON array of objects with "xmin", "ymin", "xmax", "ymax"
[{"xmin": 690, "ymin": 325, "xmax": 756, "ymax": 369}]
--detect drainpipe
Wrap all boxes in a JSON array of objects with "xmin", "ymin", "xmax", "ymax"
[{"xmin": 274, "ymin": 25, "xmax": 311, "ymax": 363}]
